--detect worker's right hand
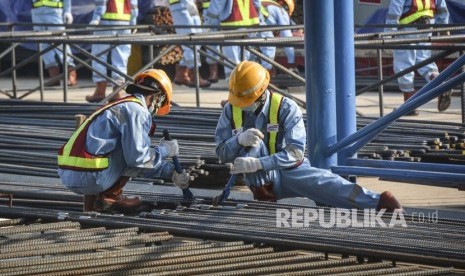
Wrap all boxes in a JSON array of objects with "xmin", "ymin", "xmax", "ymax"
[
  {"xmin": 63, "ymin": 12, "xmax": 73, "ymax": 24},
  {"xmin": 172, "ymin": 170, "xmax": 190, "ymax": 189},
  {"xmin": 237, "ymin": 128, "xmax": 264, "ymax": 147},
  {"xmin": 159, "ymin": 138, "xmax": 179, "ymax": 158}
]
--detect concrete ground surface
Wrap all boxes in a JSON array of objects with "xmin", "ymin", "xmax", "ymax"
[{"xmin": 1, "ymin": 75, "xmax": 464, "ymax": 212}]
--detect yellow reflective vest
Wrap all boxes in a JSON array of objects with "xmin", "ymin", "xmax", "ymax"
[
  {"xmin": 32, "ymin": 0, "xmax": 63, "ymax": 8},
  {"xmin": 221, "ymin": 0, "xmax": 260, "ymax": 27},
  {"xmin": 231, "ymin": 92, "xmax": 283, "ymax": 154},
  {"xmin": 399, "ymin": 0, "xmax": 435, "ymax": 25},
  {"xmin": 102, "ymin": 0, "xmax": 132, "ymax": 21}
]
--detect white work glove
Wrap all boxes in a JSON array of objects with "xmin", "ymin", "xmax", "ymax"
[
  {"xmin": 63, "ymin": 12, "xmax": 73, "ymax": 24},
  {"xmin": 172, "ymin": 170, "xmax": 190, "ymax": 189},
  {"xmin": 158, "ymin": 138, "xmax": 179, "ymax": 158},
  {"xmin": 230, "ymin": 157, "xmax": 263, "ymax": 174},
  {"xmin": 89, "ymin": 19, "xmax": 99, "ymax": 26},
  {"xmin": 237, "ymin": 128, "xmax": 264, "ymax": 147}
]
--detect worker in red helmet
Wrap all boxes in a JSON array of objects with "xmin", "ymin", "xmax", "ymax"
[
  {"xmin": 216, "ymin": 61, "xmax": 402, "ymax": 211},
  {"xmin": 58, "ymin": 69, "xmax": 191, "ymax": 213}
]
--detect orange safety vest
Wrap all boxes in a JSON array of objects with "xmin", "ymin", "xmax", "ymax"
[
  {"xmin": 32, "ymin": 0, "xmax": 63, "ymax": 8},
  {"xmin": 102, "ymin": 0, "xmax": 131, "ymax": 21},
  {"xmin": 221, "ymin": 0, "xmax": 260, "ymax": 27},
  {"xmin": 57, "ymin": 97, "xmax": 143, "ymax": 171},
  {"xmin": 399, "ymin": 0, "xmax": 436, "ymax": 24}
]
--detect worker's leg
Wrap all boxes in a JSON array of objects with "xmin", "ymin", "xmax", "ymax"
[
  {"xmin": 258, "ymin": 30, "xmax": 276, "ymax": 71},
  {"xmin": 91, "ymin": 39, "xmax": 111, "ymax": 84},
  {"xmin": 277, "ymin": 159, "xmax": 382, "ymax": 209},
  {"xmin": 393, "ymin": 48, "xmax": 416, "ymax": 93},
  {"xmin": 223, "ymin": 46, "xmax": 241, "ymax": 78}
]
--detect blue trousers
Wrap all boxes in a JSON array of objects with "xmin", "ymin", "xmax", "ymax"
[{"xmin": 241, "ymin": 141, "xmax": 381, "ymax": 209}]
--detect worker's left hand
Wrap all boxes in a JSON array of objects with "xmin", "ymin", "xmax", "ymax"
[
  {"xmin": 230, "ymin": 157, "xmax": 263, "ymax": 174},
  {"xmin": 63, "ymin": 12, "xmax": 73, "ymax": 24},
  {"xmin": 172, "ymin": 170, "xmax": 190, "ymax": 189}
]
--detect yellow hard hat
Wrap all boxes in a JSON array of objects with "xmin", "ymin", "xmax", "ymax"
[
  {"xmin": 228, "ymin": 61, "xmax": 270, "ymax": 108},
  {"xmin": 126, "ymin": 69, "xmax": 173, "ymax": 116},
  {"xmin": 279, "ymin": 0, "xmax": 294, "ymax": 16}
]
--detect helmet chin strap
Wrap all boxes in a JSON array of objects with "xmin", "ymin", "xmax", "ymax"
[{"xmin": 149, "ymin": 92, "xmax": 166, "ymax": 116}]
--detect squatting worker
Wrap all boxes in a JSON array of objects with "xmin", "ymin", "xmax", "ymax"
[
  {"xmin": 215, "ymin": 61, "xmax": 402, "ymax": 210},
  {"xmin": 57, "ymin": 69, "xmax": 191, "ymax": 213}
]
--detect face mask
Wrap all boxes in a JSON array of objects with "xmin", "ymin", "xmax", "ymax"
[{"xmin": 241, "ymin": 101, "xmax": 261, "ymax": 113}]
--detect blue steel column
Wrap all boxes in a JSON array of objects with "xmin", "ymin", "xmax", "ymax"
[
  {"xmin": 334, "ymin": 0, "xmax": 357, "ymax": 165},
  {"xmin": 304, "ymin": 0, "xmax": 337, "ymax": 169}
]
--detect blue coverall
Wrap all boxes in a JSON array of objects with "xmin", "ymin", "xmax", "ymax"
[
  {"xmin": 261, "ymin": 2, "xmax": 295, "ymax": 66},
  {"xmin": 31, "ymin": 0, "xmax": 75, "ymax": 69},
  {"xmin": 215, "ymin": 90, "xmax": 381, "ymax": 209},
  {"xmin": 58, "ymin": 93, "xmax": 174, "ymax": 195},
  {"xmin": 91, "ymin": 0, "xmax": 138, "ymax": 85},
  {"xmin": 205, "ymin": 0, "xmax": 262, "ymax": 77},
  {"xmin": 385, "ymin": 0, "xmax": 449, "ymax": 93},
  {"xmin": 169, "ymin": 0, "xmax": 203, "ymax": 69}
]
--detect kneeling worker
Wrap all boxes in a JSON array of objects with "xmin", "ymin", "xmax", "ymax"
[
  {"xmin": 215, "ymin": 61, "xmax": 401, "ymax": 210},
  {"xmin": 58, "ymin": 69, "xmax": 191, "ymax": 212}
]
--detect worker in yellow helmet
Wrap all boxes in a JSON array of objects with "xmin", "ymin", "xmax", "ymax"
[
  {"xmin": 215, "ymin": 61, "xmax": 402, "ymax": 210},
  {"xmin": 58, "ymin": 69, "xmax": 191, "ymax": 213}
]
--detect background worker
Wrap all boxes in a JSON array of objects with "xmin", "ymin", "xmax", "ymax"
[
  {"xmin": 31, "ymin": 0, "xmax": 77, "ymax": 86},
  {"xmin": 169, "ymin": 0, "xmax": 211, "ymax": 87},
  {"xmin": 85, "ymin": 0, "xmax": 138, "ymax": 103},
  {"xmin": 215, "ymin": 61, "xmax": 402, "ymax": 210},
  {"xmin": 199, "ymin": 0, "xmax": 220, "ymax": 83},
  {"xmin": 204, "ymin": 0, "xmax": 261, "ymax": 79},
  {"xmin": 385, "ymin": 0, "xmax": 450, "ymax": 115},
  {"xmin": 261, "ymin": 0, "xmax": 298, "ymax": 74},
  {"xmin": 58, "ymin": 69, "xmax": 191, "ymax": 213}
]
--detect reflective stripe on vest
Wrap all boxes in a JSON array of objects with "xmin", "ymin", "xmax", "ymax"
[
  {"xmin": 221, "ymin": 0, "xmax": 260, "ymax": 27},
  {"xmin": 260, "ymin": 0, "xmax": 281, "ymax": 18},
  {"xmin": 202, "ymin": 1, "xmax": 210, "ymax": 9},
  {"xmin": 231, "ymin": 92, "xmax": 283, "ymax": 154},
  {"xmin": 32, "ymin": 0, "xmax": 63, "ymax": 8},
  {"xmin": 57, "ymin": 97, "xmax": 143, "ymax": 171},
  {"xmin": 169, "ymin": 0, "xmax": 180, "ymax": 4},
  {"xmin": 102, "ymin": 0, "xmax": 131, "ymax": 21},
  {"xmin": 399, "ymin": 0, "xmax": 435, "ymax": 24}
]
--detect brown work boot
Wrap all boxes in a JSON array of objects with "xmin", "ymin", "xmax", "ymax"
[
  {"xmin": 108, "ymin": 84, "xmax": 127, "ymax": 103},
  {"xmin": 173, "ymin": 64, "xmax": 191, "ymax": 86},
  {"xmin": 250, "ymin": 183, "xmax": 276, "ymax": 202},
  {"xmin": 187, "ymin": 68, "xmax": 211, "ymax": 88},
  {"xmin": 94, "ymin": 176, "xmax": 141, "ymax": 213},
  {"xmin": 430, "ymin": 74, "xmax": 452, "ymax": 112},
  {"xmin": 376, "ymin": 191, "xmax": 402, "ymax": 212},
  {"xmin": 83, "ymin": 195, "xmax": 97, "ymax": 212},
  {"xmin": 68, "ymin": 67, "xmax": 77, "ymax": 86},
  {"xmin": 86, "ymin": 81, "xmax": 107, "ymax": 103},
  {"xmin": 403, "ymin": 91, "xmax": 419, "ymax": 116},
  {"xmin": 208, "ymin": 63, "xmax": 219, "ymax": 83},
  {"xmin": 46, "ymin": 66, "xmax": 61, "ymax": 86}
]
